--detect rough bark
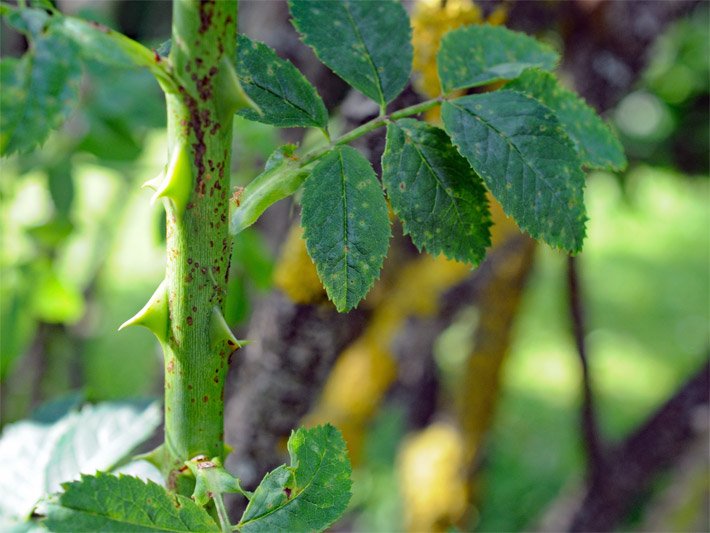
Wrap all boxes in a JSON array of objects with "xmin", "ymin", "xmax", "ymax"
[{"xmin": 225, "ymin": 294, "xmax": 367, "ymax": 488}]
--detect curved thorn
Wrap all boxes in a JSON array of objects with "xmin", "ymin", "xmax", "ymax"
[{"xmin": 119, "ymin": 280, "xmax": 169, "ymax": 343}]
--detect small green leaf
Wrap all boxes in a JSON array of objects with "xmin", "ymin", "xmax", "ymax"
[
  {"xmin": 506, "ymin": 69, "xmax": 627, "ymax": 171},
  {"xmin": 44, "ymin": 473, "xmax": 219, "ymax": 532},
  {"xmin": 0, "ymin": 31, "xmax": 81, "ymax": 156},
  {"xmin": 0, "ymin": 400, "xmax": 160, "ymax": 521},
  {"xmin": 289, "ymin": 0, "xmax": 412, "ymax": 110},
  {"xmin": 442, "ymin": 91, "xmax": 586, "ymax": 252},
  {"xmin": 236, "ymin": 34, "xmax": 328, "ymax": 129},
  {"xmin": 437, "ymin": 24, "xmax": 559, "ymax": 93},
  {"xmin": 301, "ymin": 146, "xmax": 390, "ymax": 312},
  {"xmin": 382, "ymin": 119, "xmax": 491, "ymax": 263},
  {"xmin": 185, "ymin": 457, "xmax": 249, "ymax": 507},
  {"xmin": 238, "ymin": 425, "xmax": 352, "ymax": 533}
]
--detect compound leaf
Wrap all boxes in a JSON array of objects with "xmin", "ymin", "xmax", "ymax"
[
  {"xmin": 382, "ymin": 119, "xmax": 491, "ymax": 263},
  {"xmin": 301, "ymin": 147, "xmax": 390, "ymax": 312},
  {"xmin": 238, "ymin": 425, "xmax": 352, "ymax": 533},
  {"xmin": 438, "ymin": 24, "xmax": 558, "ymax": 93},
  {"xmin": 236, "ymin": 34, "xmax": 328, "ymax": 129},
  {"xmin": 0, "ymin": 30, "xmax": 81, "ymax": 156},
  {"xmin": 289, "ymin": 0, "xmax": 412, "ymax": 110},
  {"xmin": 506, "ymin": 69, "xmax": 627, "ymax": 171},
  {"xmin": 442, "ymin": 91, "xmax": 586, "ymax": 252},
  {"xmin": 44, "ymin": 473, "xmax": 219, "ymax": 532}
]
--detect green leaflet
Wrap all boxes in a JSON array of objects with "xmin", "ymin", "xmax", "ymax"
[
  {"xmin": 0, "ymin": 400, "xmax": 160, "ymax": 522},
  {"xmin": 44, "ymin": 473, "xmax": 219, "ymax": 532},
  {"xmin": 506, "ymin": 69, "xmax": 627, "ymax": 171},
  {"xmin": 0, "ymin": 30, "xmax": 81, "ymax": 156},
  {"xmin": 437, "ymin": 24, "xmax": 559, "ymax": 93},
  {"xmin": 237, "ymin": 425, "xmax": 352, "ymax": 533},
  {"xmin": 442, "ymin": 91, "xmax": 586, "ymax": 252},
  {"xmin": 301, "ymin": 146, "xmax": 390, "ymax": 312},
  {"xmin": 289, "ymin": 0, "xmax": 412, "ymax": 111},
  {"xmin": 236, "ymin": 34, "xmax": 328, "ymax": 130},
  {"xmin": 230, "ymin": 145, "xmax": 310, "ymax": 234},
  {"xmin": 382, "ymin": 119, "xmax": 491, "ymax": 264}
]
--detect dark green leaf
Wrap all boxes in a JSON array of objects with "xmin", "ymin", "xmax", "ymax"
[
  {"xmin": 238, "ymin": 425, "xmax": 352, "ymax": 533},
  {"xmin": 437, "ymin": 24, "xmax": 559, "ymax": 93},
  {"xmin": 382, "ymin": 119, "xmax": 491, "ymax": 263},
  {"xmin": 289, "ymin": 0, "xmax": 412, "ymax": 109},
  {"xmin": 301, "ymin": 146, "xmax": 390, "ymax": 312},
  {"xmin": 0, "ymin": 31, "xmax": 81, "ymax": 156},
  {"xmin": 442, "ymin": 91, "xmax": 586, "ymax": 252},
  {"xmin": 506, "ymin": 69, "xmax": 627, "ymax": 170},
  {"xmin": 44, "ymin": 473, "xmax": 219, "ymax": 532},
  {"xmin": 236, "ymin": 34, "xmax": 328, "ymax": 129}
]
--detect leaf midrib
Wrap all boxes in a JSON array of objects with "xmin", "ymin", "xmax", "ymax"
[
  {"xmin": 400, "ymin": 125, "xmax": 467, "ymax": 229},
  {"xmin": 341, "ymin": 0, "xmax": 385, "ymax": 108},
  {"xmin": 245, "ymin": 76, "xmax": 320, "ymax": 126},
  {"xmin": 448, "ymin": 98, "xmax": 579, "ymax": 239},
  {"xmin": 237, "ymin": 437, "xmax": 331, "ymax": 528}
]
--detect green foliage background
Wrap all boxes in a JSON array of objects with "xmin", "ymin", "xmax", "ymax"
[{"xmin": 0, "ymin": 2, "xmax": 707, "ymax": 532}]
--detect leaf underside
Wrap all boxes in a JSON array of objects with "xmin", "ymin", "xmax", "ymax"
[
  {"xmin": 0, "ymin": 399, "xmax": 160, "ymax": 522},
  {"xmin": 236, "ymin": 34, "xmax": 328, "ymax": 129},
  {"xmin": 506, "ymin": 69, "xmax": 627, "ymax": 171},
  {"xmin": 382, "ymin": 119, "xmax": 491, "ymax": 264},
  {"xmin": 238, "ymin": 425, "xmax": 352, "ymax": 533},
  {"xmin": 301, "ymin": 146, "xmax": 390, "ymax": 312},
  {"xmin": 442, "ymin": 90, "xmax": 587, "ymax": 252},
  {"xmin": 289, "ymin": 0, "xmax": 412, "ymax": 109},
  {"xmin": 44, "ymin": 473, "xmax": 219, "ymax": 532},
  {"xmin": 437, "ymin": 24, "xmax": 559, "ymax": 93}
]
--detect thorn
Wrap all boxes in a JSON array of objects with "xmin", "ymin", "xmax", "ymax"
[
  {"xmin": 151, "ymin": 143, "xmax": 192, "ymax": 217},
  {"xmin": 209, "ymin": 306, "xmax": 244, "ymax": 352},
  {"xmin": 142, "ymin": 173, "xmax": 165, "ymax": 191},
  {"xmin": 119, "ymin": 280, "xmax": 169, "ymax": 344},
  {"xmin": 217, "ymin": 56, "xmax": 262, "ymax": 118},
  {"xmin": 134, "ymin": 443, "xmax": 168, "ymax": 471}
]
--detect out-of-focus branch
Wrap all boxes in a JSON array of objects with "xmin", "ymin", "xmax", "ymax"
[
  {"xmin": 567, "ymin": 256, "xmax": 606, "ymax": 484},
  {"xmin": 568, "ymin": 359, "xmax": 710, "ymax": 532}
]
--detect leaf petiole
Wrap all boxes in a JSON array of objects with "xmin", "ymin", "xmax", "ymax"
[
  {"xmin": 213, "ymin": 493, "xmax": 232, "ymax": 533},
  {"xmin": 299, "ymin": 96, "xmax": 443, "ymax": 167}
]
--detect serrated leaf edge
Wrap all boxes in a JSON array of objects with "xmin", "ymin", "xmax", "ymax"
[{"xmin": 443, "ymin": 91, "xmax": 587, "ymax": 252}]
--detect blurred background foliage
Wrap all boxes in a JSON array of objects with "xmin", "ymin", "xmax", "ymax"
[{"xmin": 1, "ymin": 1, "xmax": 708, "ymax": 532}]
